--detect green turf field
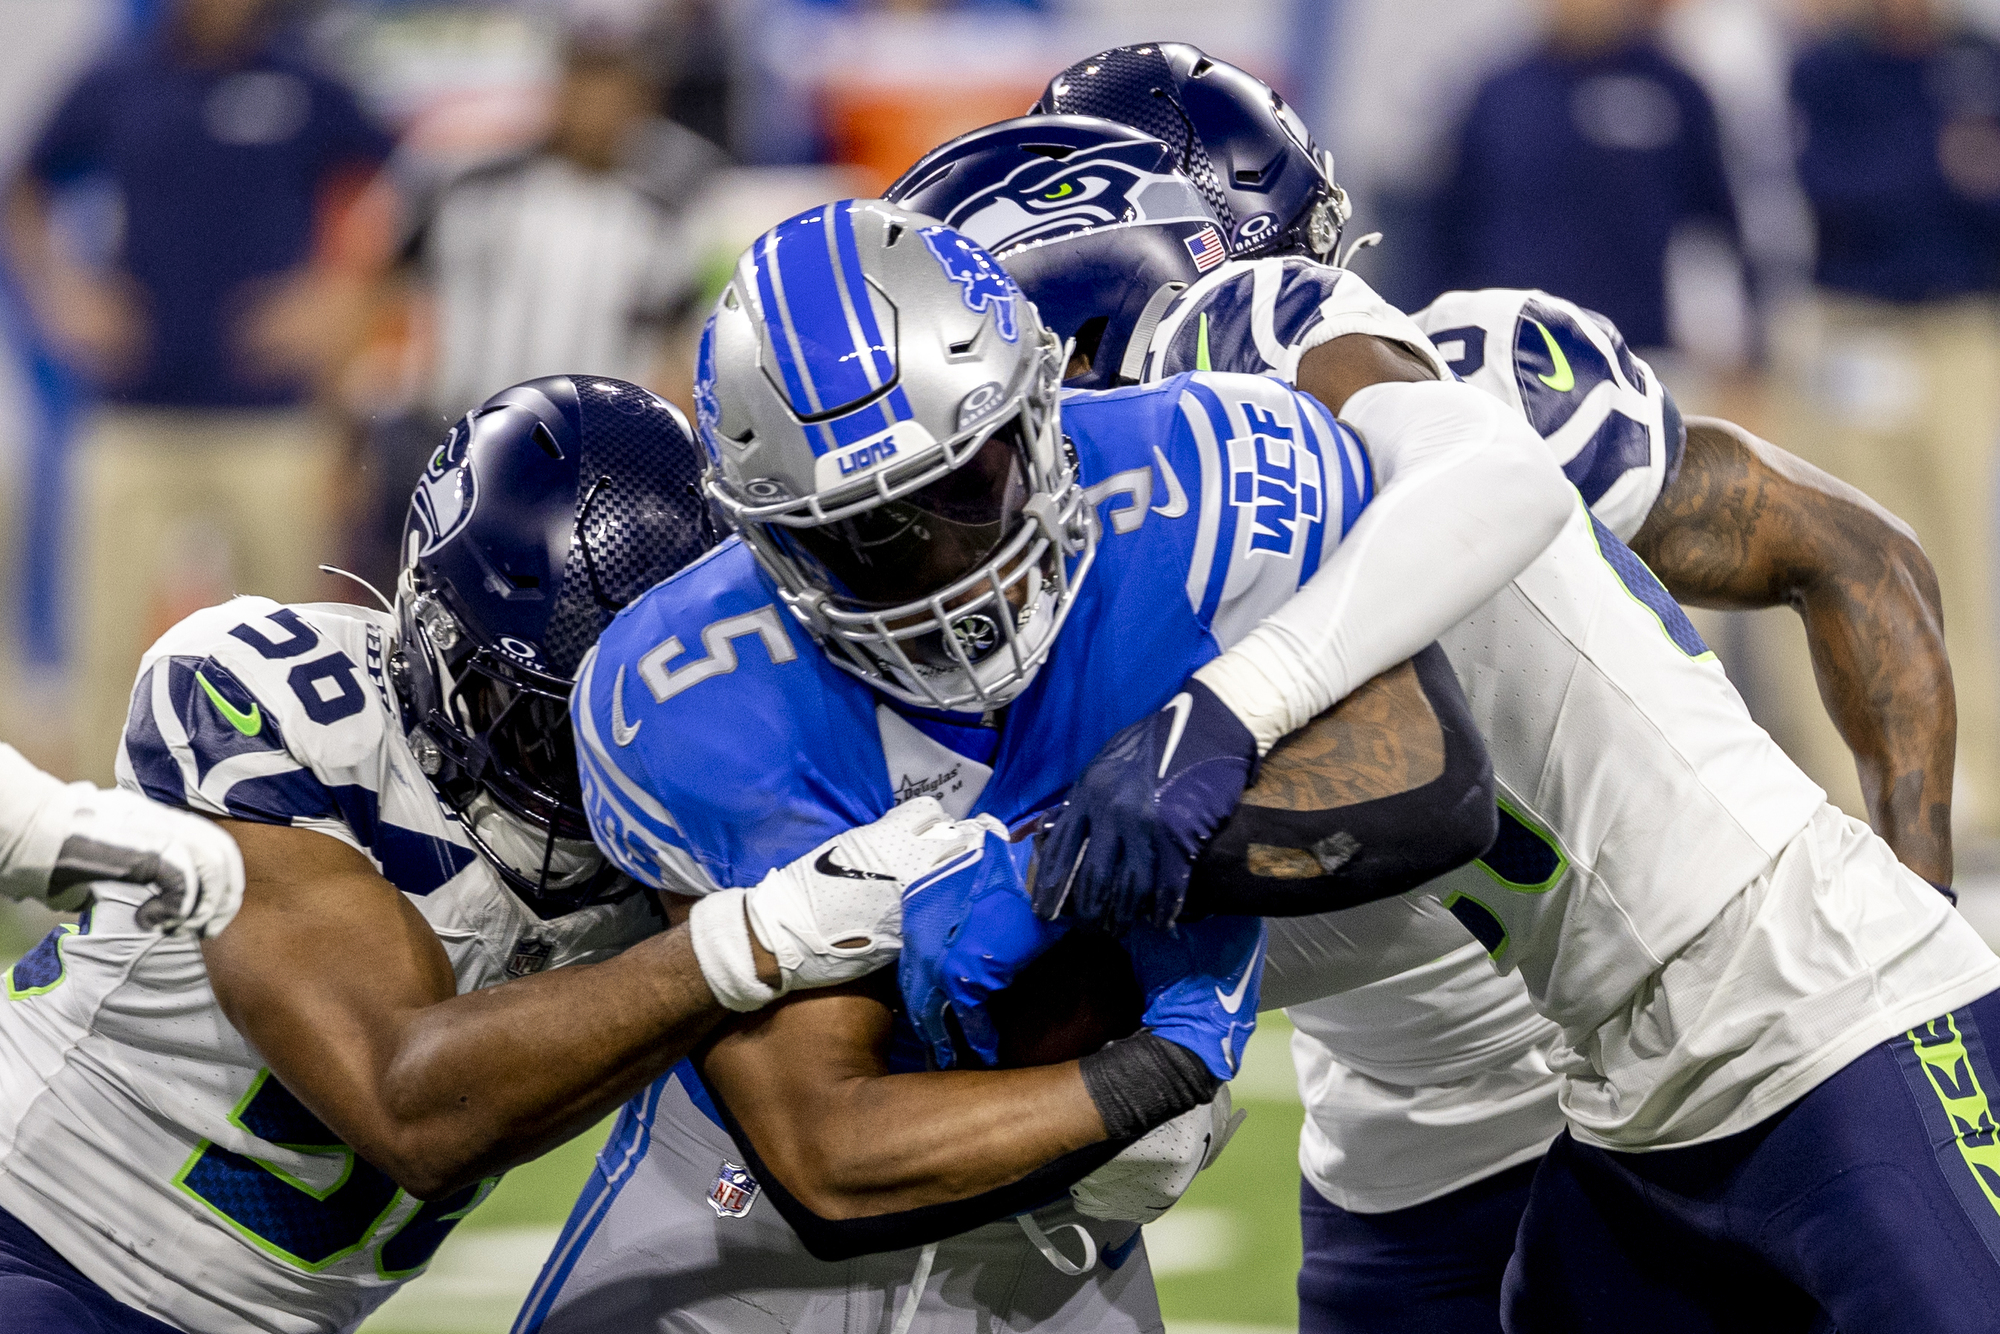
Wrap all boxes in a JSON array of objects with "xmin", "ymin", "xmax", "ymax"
[{"xmin": 360, "ymin": 1015, "xmax": 1307, "ymax": 1334}]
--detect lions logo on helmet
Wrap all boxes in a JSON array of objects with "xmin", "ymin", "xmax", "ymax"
[
  {"xmin": 920, "ymin": 226, "xmax": 1020, "ymax": 342},
  {"xmin": 410, "ymin": 426, "xmax": 478, "ymax": 557}
]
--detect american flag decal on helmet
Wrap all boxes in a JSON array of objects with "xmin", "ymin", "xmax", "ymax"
[
  {"xmin": 708, "ymin": 1160, "xmax": 761, "ymax": 1218},
  {"xmin": 1185, "ymin": 224, "xmax": 1227, "ymax": 272}
]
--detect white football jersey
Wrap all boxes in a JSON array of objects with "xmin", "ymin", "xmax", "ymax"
[
  {"xmin": 1151, "ymin": 266, "xmax": 1995, "ymax": 1201},
  {"xmin": 0, "ymin": 597, "xmax": 656, "ymax": 1334}
]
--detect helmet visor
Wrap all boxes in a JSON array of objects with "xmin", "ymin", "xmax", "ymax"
[{"xmin": 777, "ymin": 420, "xmax": 1031, "ymax": 609}]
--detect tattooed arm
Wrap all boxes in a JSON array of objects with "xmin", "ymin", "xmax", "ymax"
[
  {"xmin": 1182, "ymin": 643, "xmax": 1497, "ymax": 917},
  {"xmin": 1629, "ymin": 416, "xmax": 1953, "ymax": 883}
]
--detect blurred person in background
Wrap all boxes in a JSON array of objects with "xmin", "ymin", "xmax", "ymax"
[
  {"xmin": 1431, "ymin": 0, "xmax": 1745, "ymax": 362},
  {"xmin": 1782, "ymin": 0, "xmax": 2000, "ymax": 841},
  {"xmin": 3, "ymin": 0, "xmax": 393, "ymax": 785},
  {"xmin": 402, "ymin": 31, "xmax": 723, "ymax": 427}
]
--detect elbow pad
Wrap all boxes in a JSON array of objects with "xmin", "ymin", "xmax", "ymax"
[
  {"xmin": 1183, "ymin": 644, "xmax": 1495, "ymax": 918},
  {"xmin": 702, "ymin": 1076, "xmax": 1131, "ymax": 1262}
]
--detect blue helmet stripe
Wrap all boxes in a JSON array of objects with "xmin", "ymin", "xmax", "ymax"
[
  {"xmin": 754, "ymin": 227, "xmax": 822, "ymax": 418},
  {"xmin": 830, "ymin": 203, "xmax": 894, "ymax": 391}
]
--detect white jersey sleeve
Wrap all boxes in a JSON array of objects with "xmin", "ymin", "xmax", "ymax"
[
  {"xmin": 1141, "ymin": 257, "xmax": 1451, "ymax": 386},
  {"xmin": 1412, "ymin": 289, "xmax": 1682, "ymax": 542},
  {"xmin": 0, "ymin": 597, "xmax": 658, "ymax": 1333}
]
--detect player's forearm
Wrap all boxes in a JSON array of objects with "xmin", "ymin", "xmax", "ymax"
[
  {"xmin": 364, "ymin": 928, "xmax": 724, "ymax": 1196},
  {"xmin": 1197, "ymin": 376, "xmax": 1572, "ymax": 753},
  {"xmin": 775, "ymin": 1066, "xmax": 1106, "ymax": 1217},
  {"xmin": 1634, "ymin": 418, "xmax": 1954, "ymax": 882},
  {"xmin": 1794, "ymin": 553, "xmax": 1953, "ymax": 882}
]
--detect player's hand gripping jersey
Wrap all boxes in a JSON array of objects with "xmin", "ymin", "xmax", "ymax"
[
  {"xmin": 1150, "ymin": 260, "xmax": 2000, "ymax": 1160},
  {"xmin": 0, "ymin": 597, "xmax": 655, "ymax": 1334}
]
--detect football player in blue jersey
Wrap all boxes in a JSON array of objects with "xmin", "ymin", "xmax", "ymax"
[
  {"xmin": 520, "ymin": 199, "xmax": 1579, "ymax": 1333},
  {"xmin": 884, "ymin": 48, "xmax": 1964, "ymax": 1334},
  {"xmin": 0, "ymin": 375, "xmax": 977, "ymax": 1334}
]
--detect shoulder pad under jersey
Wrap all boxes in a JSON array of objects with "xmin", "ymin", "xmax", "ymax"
[
  {"xmin": 574, "ymin": 538, "xmax": 892, "ymax": 895},
  {"xmin": 1143, "ymin": 258, "xmax": 1449, "ymax": 384},
  {"xmin": 1067, "ymin": 372, "xmax": 1373, "ymax": 650},
  {"xmin": 1413, "ymin": 288, "xmax": 1682, "ymax": 541},
  {"xmin": 118, "ymin": 597, "xmax": 478, "ymax": 895}
]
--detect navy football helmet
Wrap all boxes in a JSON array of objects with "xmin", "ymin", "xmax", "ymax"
[
  {"xmin": 391, "ymin": 375, "xmax": 715, "ymax": 914},
  {"xmin": 885, "ymin": 115, "xmax": 1227, "ymax": 389},
  {"xmin": 1034, "ymin": 43, "xmax": 1348, "ymax": 261}
]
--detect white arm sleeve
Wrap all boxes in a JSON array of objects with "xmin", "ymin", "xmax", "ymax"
[
  {"xmin": 0, "ymin": 744, "xmax": 70, "ymax": 902},
  {"xmin": 1195, "ymin": 377, "xmax": 1573, "ymax": 753}
]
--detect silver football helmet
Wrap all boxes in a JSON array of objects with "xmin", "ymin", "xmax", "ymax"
[{"xmin": 698, "ymin": 199, "xmax": 1097, "ymax": 712}]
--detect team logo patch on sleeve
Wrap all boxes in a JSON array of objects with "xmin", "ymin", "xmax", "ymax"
[
  {"xmin": 707, "ymin": 1160, "xmax": 761, "ymax": 1218},
  {"xmin": 1185, "ymin": 224, "xmax": 1227, "ymax": 272}
]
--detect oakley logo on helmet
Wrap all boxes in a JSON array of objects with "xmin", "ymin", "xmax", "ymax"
[
  {"xmin": 410, "ymin": 437, "xmax": 478, "ymax": 558},
  {"xmin": 920, "ymin": 227, "xmax": 1020, "ymax": 343},
  {"xmin": 1233, "ymin": 212, "xmax": 1278, "ymax": 246},
  {"xmin": 957, "ymin": 381, "xmax": 1006, "ymax": 431}
]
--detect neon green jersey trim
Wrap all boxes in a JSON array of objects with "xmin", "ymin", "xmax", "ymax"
[
  {"xmin": 1528, "ymin": 319, "xmax": 1574, "ymax": 392},
  {"xmin": 1907, "ymin": 1014, "xmax": 2000, "ymax": 1218},
  {"xmin": 374, "ymin": 1177, "xmax": 501, "ymax": 1281},
  {"xmin": 1585, "ymin": 496, "xmax": 1720, "ymax": 664},
  {"xmin": 173, "ymin": 1069, "xmax": 403, "ymax": 1273},
  {"xmin": 1196, "ymin": 313, "xmax": 1212, "ymax": 372},
  {"xmin": 5, "ymin": 922, "xmax": 81, "ymax": 1001},
  {"xmin": 1472, "ymin": 795, "xmax": 1569, "ymax": 894},
  {"xmin": 195, "ymin": 670, "xmax": 263, "ymax": 737},
  {"xmin": 1444, "ymin": 889, "xmax": 1509, "ymax": 961}
]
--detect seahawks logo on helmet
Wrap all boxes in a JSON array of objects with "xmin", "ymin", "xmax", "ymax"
[
  {"xmin": 920, "ymin": 132, "xmax": 1214, "ymax": 256},
  {"xmin": 411, "ymin": 426, "xmax": 478, "ymax": 557}
]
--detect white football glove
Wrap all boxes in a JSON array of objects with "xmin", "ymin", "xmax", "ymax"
[
  {"xmin": 1071, "ymin": 1083, "xmax": 1247, "ymax": 1223},
  {"xmin": 691, "ymin": 797, "xmax": 1003, "ymax": 1012},
  {"xmin": 0, "ymin": 745, "xmax": 246, "ymax": 937}
]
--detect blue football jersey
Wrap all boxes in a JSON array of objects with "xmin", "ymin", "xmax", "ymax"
[{"xmin": 576, "ymin": 371, "xmax": 1371, "ymax": 899}]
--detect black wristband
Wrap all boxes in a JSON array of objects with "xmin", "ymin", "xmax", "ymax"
[{"xmin": 1078, "ymin": 1031, "xmax": 1222, "ymax": 1141}]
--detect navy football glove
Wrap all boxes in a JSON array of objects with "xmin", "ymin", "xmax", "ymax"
[
  {"xmin": 1032, "ymin": 679, "xmax": 1258, "ymax": 929},
  {"xmin": 1127, "ymin": 913, "xmax": 1265, "ymax": 1083}
]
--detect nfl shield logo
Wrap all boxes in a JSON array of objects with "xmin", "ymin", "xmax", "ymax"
[
  {"xmin": 506, "ymin": 937, "xmax": 554, "ymax": 978},
  {"xmin": 708, "ymin": 1161, "xmax": 761, "ymax": 1218}
]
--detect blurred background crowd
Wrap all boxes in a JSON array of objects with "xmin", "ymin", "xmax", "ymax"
[{"xmin": 1, "ymin": 0, "xmax": 1999, "ymax": 851}]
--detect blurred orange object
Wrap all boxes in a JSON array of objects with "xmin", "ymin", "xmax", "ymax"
[{"xmin": 822, "ymin": 80, "xmax": 1044, "ymax": 194}]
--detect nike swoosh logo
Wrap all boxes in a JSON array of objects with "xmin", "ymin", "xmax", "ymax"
[
  {"xmin": 1195, "ymin": 313, "xmax": 1212, "ymax": 372},
  {"xmin": 815, "ymin": 848, "xmax": 896, "ymax": 881},
  {"xmin": 1150, "ymin": 446, "xmax": 1189, "ymax": 518},
  {"xmin": 1157, "ymin": 692, "xmax": 1193, "ymax": 780},
  {"xmin": 611, "ymin": 665, "xmax": 641, "ymax": 747},
  {"xmin": 195, "ymin": 670, "xmax": 261, "ymax": 737},
  {"xmin": 1529, "ymin": 319, "xmax": 1574, "ymax": 393},
  {"xmin": 1215, "ymin": 936, "xmax": 1263, "ymax": 1015}
]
